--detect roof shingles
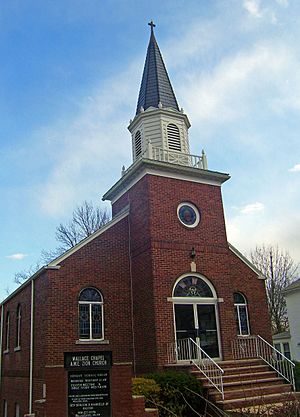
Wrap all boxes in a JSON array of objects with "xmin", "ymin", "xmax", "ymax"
[{"xmin": 136, "ymin": 26, "xmax": 179, "ymax": 115}]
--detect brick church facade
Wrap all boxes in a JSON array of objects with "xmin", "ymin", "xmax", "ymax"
[{"xmin": 0, "ymin": 23, "xmax": 272, "ymax": 417}]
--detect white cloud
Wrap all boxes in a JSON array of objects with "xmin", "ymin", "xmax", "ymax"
[
  {"xmin": 240, "ymin": 202, "xmax": 265, "ymax": 214},
  {"xmin": 180, "ymin": 41, "xmax": 293, "ymax": 124},
  {"xmin": 289, "ymin": 164, "xmax": 300, "ymax": 172},
  {"xmin": 243, "ymin": 0, "xmax": 262, "ymax": 18},
  {"xmin": 275, "ymin": 0, "xmax": 289, "ymax": 7},
  {"xmin": 6, "ymin": 253, "xmax": 28, "ymax": 260},
  {"xmin": 34, "ymin": 63, "xmax": 140, "ymax": 217}
]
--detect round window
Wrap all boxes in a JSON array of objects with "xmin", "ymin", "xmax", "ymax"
[{"xmin": 177, "ymin": 202, "xmax": 200, "ymax": 228}]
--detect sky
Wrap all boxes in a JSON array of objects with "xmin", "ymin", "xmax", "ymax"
[{"xmin": 1, "ymin": 0, "xmax": 299, "ymax": 301}]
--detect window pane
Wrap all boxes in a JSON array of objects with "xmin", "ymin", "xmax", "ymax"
[
  {"xmin": 79, "ymin": 304, "xmax": 90, "ymax": 338},
  {"xmin": 15, "ymin": 403, "xmax": 20, "ymax": 417},
  {"xmin": 92, "ymin": 305, "xmax": 102, "ymax": 339},
  {"xmin": 283, "ymin": 342, "xmax": 291, "ymax": 359},
  {"xmin": 79, "ymin": 288, "xmax": 102, "ymax": 302},
  {"xmin": 234, "ymin": 292, "xmax": 246, "ymax": 304},
  {"xmin": 174, "ymin": 276, "xmax": 213, "ymax": 297},
  {"xmin": 234, "ymin": 306, "xmax": 240, "ymax": 335},
  {"xmin": 239, "ymin": 306, "xmax": 249, "ymax": 335}
]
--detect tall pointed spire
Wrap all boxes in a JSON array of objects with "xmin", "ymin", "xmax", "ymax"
[{"xmin": 136, "ymin": 21, "xmax": 179, "ymax": 115}]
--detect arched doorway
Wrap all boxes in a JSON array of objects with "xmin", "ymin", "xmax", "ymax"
[{"xmin": 172, "ymin": 274, "xmax": 221, "ymax": 359}]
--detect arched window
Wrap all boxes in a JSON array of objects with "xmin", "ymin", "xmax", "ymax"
[
  {"xmin": 173, "ymin": 275, "xmax": 214, "ymax": 298},
  {"xmin": 234, "ymin": 292, "xmax": 250, "ymax": 336},
  {"xmin": 167, "ymin": 123, "xmax": 181, "ymax": 151},
  {"xmin": 5, "ymin": 312, "xmax": 10, "ymax": 351},
  {"xmin": 16, "ymin": 305, "xmax": 21, "ymax": 348},
  {"xmin": 79, "ymin": 288, "xmax": 103, "ymax": 340},
  {"xmin": 135, "ymin": 130, "xmax": 142, "ymax": 158}
]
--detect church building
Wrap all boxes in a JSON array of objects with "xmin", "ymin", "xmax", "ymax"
[{"xmin": 1, "ymin": 22, "xmax": 285, "ymax": 417}]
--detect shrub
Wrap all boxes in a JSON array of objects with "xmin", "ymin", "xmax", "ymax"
[
  {"xmin": 294, "ymin": 362, "xmax": 300, "ymax": 391},
  {"xmin": 132, "ymin": 377, "xmax": 161, "ymax": 405},
  {"xmin": 142, "ymin": 370, "xmax": 203, "ymax": 417}
]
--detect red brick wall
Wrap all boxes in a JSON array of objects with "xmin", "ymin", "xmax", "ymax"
[
  {"xmin": 111, "ymin": 173, "xmax": 272, "ymax": 370},
  {"xmin": 1, "ymin": 282, "xmax": 32, "ymax": 416},
  {"xmin": 0, "ymin": 168, "xmax": 272, "ymax": 416}
]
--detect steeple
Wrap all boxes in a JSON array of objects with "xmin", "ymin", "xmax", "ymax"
[
  {"xmin": 128, "ymin": 22, "xmax": 204, "ymax": 168},
  {"xmin": 136, "ymin": 21, "xmax": 179, "ymax": 115}
]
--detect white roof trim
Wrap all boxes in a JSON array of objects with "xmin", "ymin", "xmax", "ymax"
[
  {"xmin": 1, "ymin": 208, "xmax": 130, "ymax": 306},
  {"xmin": 228, "ymin": 243, "xmax": 266, "ymax": 280},
  {"xmin": 48, "ymin": 206, "xmax": 130, "ymax": 267},
  {"xmin": 104, "ymin": 160, "xmax": 229, "ymax": 204}
]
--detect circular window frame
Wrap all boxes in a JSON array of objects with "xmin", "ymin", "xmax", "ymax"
[{"xmin": 177, "ymin": 202, "xmax": 200, "ymax": 228}]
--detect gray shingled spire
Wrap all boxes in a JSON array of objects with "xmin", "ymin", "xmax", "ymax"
[{"xmin": 136, "ymin": 21, "xmax": 179, "ymax": 115}]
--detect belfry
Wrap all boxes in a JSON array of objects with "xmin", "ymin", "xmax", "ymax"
[{"xmin": 1, "ymin": 23, "xmax": 294, "ymax": 417}]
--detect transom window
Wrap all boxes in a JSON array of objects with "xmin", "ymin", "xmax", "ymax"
[
  {"xmin": 173, "ymin": 276, "xmax": 214, "ymax": 298},
  {"xmin": 79, "ymin": 288, "xmax": 103, "ymax": 340},
  {"xmin": 234, "ymin": 292, "xmax": 250, "ymax": 336},
  {"xmin": 167, "ymin": 123, "xmax": 181, "ymax": 151}
]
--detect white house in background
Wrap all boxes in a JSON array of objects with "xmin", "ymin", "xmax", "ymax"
[
  {"xmin": 272, "ymin": 330, "xmax": 292, "ymax": 360},
  {"xmin": 280, "ymin": 278, "xmax": 300, "ymax": 362}
]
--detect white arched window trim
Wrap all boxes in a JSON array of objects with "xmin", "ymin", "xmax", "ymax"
[
  {"xmin": 234, "ymin": 292, "xmax": 250, "ymax": 337},
  {"xmin": 78, "ymin": 287, "xmax": 104, "ymax": 341}
]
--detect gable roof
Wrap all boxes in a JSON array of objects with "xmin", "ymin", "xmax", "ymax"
[
  {"xmin": 228, "ymin": 243, "xmax": 266, "ymax": 279},
  {"xmin": 1, "ymin": 207, "xmax": 130, "ymax": 306},
  {"xmin": 283, "ymin": 278, "xmax": 300, "ymax": 295},
  {"xmin": 136, "ymin": 23, "xmax": 179, "ymax": 115}
]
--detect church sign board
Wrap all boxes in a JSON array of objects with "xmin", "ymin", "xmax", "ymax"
[{"xmin": 64, "ymin": 351, "xmax": 112, "ymax": 417}]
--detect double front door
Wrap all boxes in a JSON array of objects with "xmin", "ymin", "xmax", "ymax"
[{"xmin": 174, "ymin": 303, "xmax": 220, "ymax": 359}]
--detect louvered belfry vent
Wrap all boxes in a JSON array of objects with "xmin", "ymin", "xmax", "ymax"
[
  {"xmin": 167, "ymin": 123, "xmax": 181, "ymax": 151},
  {"xmin": 135, "ymin": 130, "xmax": 142, "ymax": 157}
]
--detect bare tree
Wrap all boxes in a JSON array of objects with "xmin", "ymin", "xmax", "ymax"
[
  {"xmin": 55, "ymin": 200, "xmax": 110, "ymax": 250},
  {"xmin": 14, "ymin": 201, "xmax": 110, "ymax": 284},
  {"xmin": 250, "ymin": 245, "xmax": 299, "ymax": 334}
]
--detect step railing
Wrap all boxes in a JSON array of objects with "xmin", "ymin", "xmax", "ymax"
[
  {"xmin": 167, "ymin": 338, "xmax": 224, "ymax": 399},
  {"xmin": 232, "ymin": 335, "xmax": 295, "ymax": 389}
]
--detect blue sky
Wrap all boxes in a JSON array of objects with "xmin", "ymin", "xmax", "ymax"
[{"xmin": 1, "ymin": 0, "xmax": 300, "ymax": 301}]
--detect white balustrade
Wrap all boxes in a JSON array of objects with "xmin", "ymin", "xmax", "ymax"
[
  {"xmin": 144, "ymin": 144, "xmax": 207, "ymax": 169},
  {"xmin": 167, "ymin": 338, "xmax": 224, "ymax": 399},
  {"xmin": 231, "ymin": 335, "xmax": 295, "ymax": 389}
]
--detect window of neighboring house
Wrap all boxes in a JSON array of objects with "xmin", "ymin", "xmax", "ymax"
[
  {"xmin": 3, "ymin": 400, "xmax": 7, "ymax": 417},
  {"xmin": 274, "ymin": 343, "xmax": 281, "ymax": 352},
  {"xmin": 15, "ymin": 304, "xmax": 21, "ymax": 349},
  {"xmin": 135, "ymin": 130, "xmax": 142, "ymax": 158},
  {"xmin": 15, "ymin": 403, "xmax": 20, "ymax": 417},
  {"xmin": 167, "ymin": 123, "xmax": 181, "ymax": 151},
  {"xmin": 274, "ymin": 342, "xmax": 282, "ymax": 360},
  {"xmin": 79, "ymin": 288, "xmax": 103, "ymax": 340},
  {"xmin": 5, "ymin": 312, "xmax": 10, "ymax": 352},
  {"xmin": 234, "ymin": 292, "xmax": 250, "ymax": 336},
  {"xmin": 283, "ymin": 342, "xmax": 291, "ymax": 360}
]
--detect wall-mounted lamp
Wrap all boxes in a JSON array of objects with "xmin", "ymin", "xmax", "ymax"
[{"xmin": 190, "ymin": 247, "xmax": 196, "ymax": 260}]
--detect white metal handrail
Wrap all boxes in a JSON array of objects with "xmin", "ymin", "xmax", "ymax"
[
  {"xmin": 257, "ymin": 335, "xmax": 295, "ymax": 389},
  {"xmin": 232, "ymin": 335, "xmax": 295, "ymax": 389},
  {"xmin": 167, "ymin": 338, "xmax": 224, "ymax": 399},
  {"xmin": 189, "ymin": 338, "xmax": 224, "ymax": 399}
]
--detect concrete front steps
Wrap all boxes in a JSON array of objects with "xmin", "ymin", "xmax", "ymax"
[{"xmin": 191, "ymin": 358, "xmax": 297, "ymax": 412}]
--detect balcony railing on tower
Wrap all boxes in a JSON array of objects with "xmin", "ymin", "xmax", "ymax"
[{"xmin": 143, "ymin": 141, "xmax": 208, "ymax": 170}]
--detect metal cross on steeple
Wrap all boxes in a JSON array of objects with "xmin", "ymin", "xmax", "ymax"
[{"xmin": 148, "ymin": 20, "xmax": 156, "ymax": 33}]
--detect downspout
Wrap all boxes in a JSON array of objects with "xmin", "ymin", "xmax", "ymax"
[
  {"xmin": 0, "ymin": 305, "xmax": 4, "ymax": 386},
  {"xmin": 29, "ymin": 279, "xmax": 35, "ymax": 414},
  {"xmin": 127, "ymin": 197, "xmax": 136, "ymax": 375}
]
